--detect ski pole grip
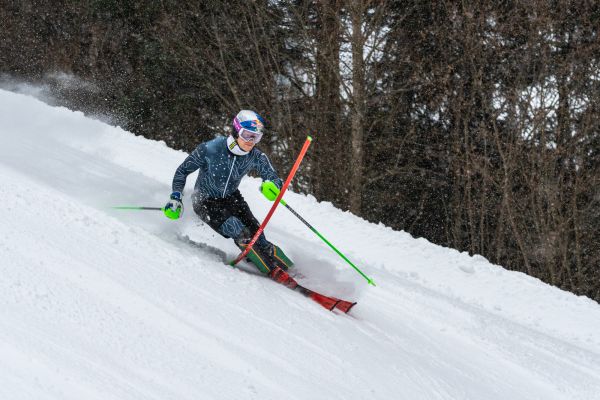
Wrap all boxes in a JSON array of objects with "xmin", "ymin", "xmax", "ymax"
[{"xmin": 261, "ymin": 180, "xmax": 280, "ymax": 201}]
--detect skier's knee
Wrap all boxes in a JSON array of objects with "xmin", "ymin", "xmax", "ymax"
[{"xmin": 218, "ymin": 216, "xmax": 245, "ymax": 239}]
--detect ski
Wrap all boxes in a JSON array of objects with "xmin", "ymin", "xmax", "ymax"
[
  {"xmin": 331, "ymin": 298, "xmax": 357, "ymax": 314},
  {"xmin": 269, "ymin": 267, "xmax": 357, "ymax": 314},
  {"xmin": 178, "ymin": 235, "xmax": 357, "ymax": 314},
  {"xmin": 298, "ymin": 285, "xmax": 357, "ymax": 313}
]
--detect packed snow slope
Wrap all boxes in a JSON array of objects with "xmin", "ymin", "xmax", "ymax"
[{"xmin": 1, "ymin": 89, "xmax": 600, "ymax": 400}]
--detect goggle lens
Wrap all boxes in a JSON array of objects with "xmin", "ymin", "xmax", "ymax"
[{"xmin": 239, "ymin": 127, "xmax": 263, "ymax": 143}]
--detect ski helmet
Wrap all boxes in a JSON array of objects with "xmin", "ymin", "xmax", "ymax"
[{"xmin": 232, "ymin": 110, "xmax": 265, "ymax": 144}]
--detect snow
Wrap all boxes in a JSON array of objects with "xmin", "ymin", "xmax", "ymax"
[{"xmin": 1, "ymin": 88, "xmax": 600, "ymax": 399}]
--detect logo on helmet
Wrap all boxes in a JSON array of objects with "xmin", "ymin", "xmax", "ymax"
[{"xmin": 250, "ymin": 119, "xmax": 263, "ymax": 130}]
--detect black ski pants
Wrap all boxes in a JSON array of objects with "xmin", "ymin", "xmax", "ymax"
[{"xmin": 192, "ymin": 190, "xmax": 260, "ymax": 240}]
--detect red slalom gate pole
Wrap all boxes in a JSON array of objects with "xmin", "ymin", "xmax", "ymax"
[{"xmin": 230, "ymin": 136, "xmax": 313, "ymax": 266}]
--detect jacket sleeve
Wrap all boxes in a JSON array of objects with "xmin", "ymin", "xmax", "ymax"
[
  {"xmin": 172, "ymin": 145, "xmax": 206, "ymax": 193},
  {"xmin": 256, "ymin": 152, "xmax": 283, "ymax": 189}
]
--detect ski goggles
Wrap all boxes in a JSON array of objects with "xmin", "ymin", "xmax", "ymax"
[
  {"xmin": 238, "ymin": 127, "xmax": 263, "ymax": 143},
  {"xmin": 234, "ymin": 117, "xmax": 264, "ymax": 143}
]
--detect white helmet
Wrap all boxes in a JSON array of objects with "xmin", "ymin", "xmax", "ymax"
[{"xmin": 232, "ymin": 110, "xmax": 265, "ymax": 144}]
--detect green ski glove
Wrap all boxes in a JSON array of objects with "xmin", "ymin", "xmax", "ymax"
[
  {"xmin": 260, "ymin": 180, "xmax": 280, "ymax": 202},
  {"xmin": 164, "ymin": 191, "xmax": 183, "ymax": 220}
]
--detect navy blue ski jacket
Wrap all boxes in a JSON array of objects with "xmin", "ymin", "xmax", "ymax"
[{"xmin": 172, "ymin": 136, "xmax": 283, "ymax": 199}]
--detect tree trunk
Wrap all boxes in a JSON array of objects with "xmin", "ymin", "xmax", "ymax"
[
  {"xmin": 313, "ymin": 0, "xmax": 345, "ymax": 208},
  {"xmin": 348, "ymin": 0, "xmax": 366, "ymax": 214}
]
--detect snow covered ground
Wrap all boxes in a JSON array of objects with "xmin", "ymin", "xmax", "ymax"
[{"xmin": 1, "ymin": 88, "xmax": 599, "ymax": 400}]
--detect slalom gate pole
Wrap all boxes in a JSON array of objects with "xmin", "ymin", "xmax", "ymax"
[
  {"xmin": 230, "ymin": 136, "xmax": 313, "ymax": 266},
  {"xmin": 278, "ymin": 199, "xmax": 375, "ymax": 286},
  {"xmin": 112, "ymin": 206, "xmax": 164, "ymax": 211}
]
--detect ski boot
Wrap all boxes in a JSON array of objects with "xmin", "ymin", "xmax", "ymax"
[{"xmin": 236, "ymin": 240, "xmax": 293, "ymax": 273}]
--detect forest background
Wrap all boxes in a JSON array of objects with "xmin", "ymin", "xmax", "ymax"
[{"xmin": 1, "ymin": 1, "xmax": 599, "ymax": 301}]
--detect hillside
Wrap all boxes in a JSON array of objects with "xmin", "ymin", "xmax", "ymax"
[{"xmin": 1, "ymin": 89, "xmax": 599, "ymax": 400}]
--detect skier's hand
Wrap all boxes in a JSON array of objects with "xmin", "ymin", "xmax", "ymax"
[
  {"xmin": 164, "ymin": 191, "xmax": 184, "ymax": 220},
  {"xmin": 260, "ymin": 180, "xmax": 280, "ymax": 201}
]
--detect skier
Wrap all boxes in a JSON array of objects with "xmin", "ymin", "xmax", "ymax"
[{"xmin": 163, "ymin": 110, "xmax": 294, "ymax": 279}]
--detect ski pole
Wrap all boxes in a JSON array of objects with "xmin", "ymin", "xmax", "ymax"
[
  {"xmin": 261, "ymin": 184, "xmax": 375, "ymax": 286},
  {"xmin": 286, "ymin": 201, "xmax": 375, "ymax": 286},
  {"xmin": 112, "ymin": 206, "xmax": 164, "ymax": 211},
  {"xmin": 230, "ymin": 136, "xmax": 313, "ymax": 266}
]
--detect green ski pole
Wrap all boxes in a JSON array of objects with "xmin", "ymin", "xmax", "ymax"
[
  {"xmin": 112, "ymin": 206, "xmax": 164, "ymax": 211},
  {"xmin": 285, "ymin": 201, "xmax": 375, "ymax": 286},
  {"xmin": 261, "ymin": 182, "xmax": 375, "ymax": 286}
]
